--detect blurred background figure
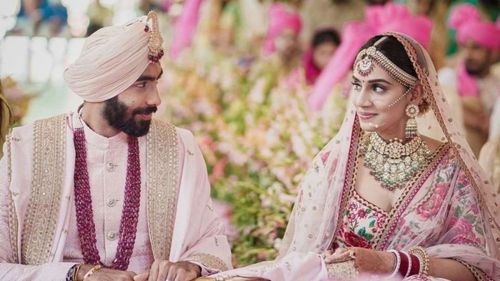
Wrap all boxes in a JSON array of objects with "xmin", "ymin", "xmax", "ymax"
[
  {"xmin": 14, "ymin": 0, "xmax": 68, "ymax": 37},
  {"xmin": 441, "ymin": 3, "xmax": 500, "ymax": 156},
  {"xmin": 86, "ymin": 0, "xmax": 113, "ymax": 36},
  {"xmin": 301, "ymin": 28, "xmax": 341, "ymax": 86}
]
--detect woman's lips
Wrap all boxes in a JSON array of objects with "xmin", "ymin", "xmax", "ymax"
[{"xmin": 357, "ymin": 112, "xmax": 377, "ymax": 120}]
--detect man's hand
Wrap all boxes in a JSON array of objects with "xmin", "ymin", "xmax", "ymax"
[
  {"xmin": 134, "ymin": 260, "xmax": 202, "ymax": 281},
  {"xmin": 77, "ymin": 264, "xmax": 136, "ymax": 281}
]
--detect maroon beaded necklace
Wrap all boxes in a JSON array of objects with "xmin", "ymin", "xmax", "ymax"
[{"xmin": 73, "ymin": 128, "xmax": 141, "ymax": 270}]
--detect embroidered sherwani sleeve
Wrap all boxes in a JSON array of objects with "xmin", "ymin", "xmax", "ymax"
[
  {"xmin": 177, "ymin": 134, "xmax": 232, "ymax": 275},
  {"xmin": 0, "ymin": 133, "xmax": 75, "ymax": 281}
]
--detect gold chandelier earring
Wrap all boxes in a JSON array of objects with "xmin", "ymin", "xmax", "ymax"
[{"xmin": 405, "ymin": 104, "xmax": 419, "ymax": 140}]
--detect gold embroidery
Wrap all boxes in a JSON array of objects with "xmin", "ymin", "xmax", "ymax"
[
  {"xmin": 453, "ymin": 258, "xmax": 488, "ymax": 281},
  {"xmin": 146, "ymin": 120, "xmax": 179, "ymax": 260},
  {"xmin": 21, "ymin": 114, "xmax": 66, "ymax": 264},
  {"xmin": 6, "ymin": 134, "xmax": 19, "ymax": 262},
  {"xmin": 187, "ymin": 253, "xmax": 229, "ymax": 272},
  {"xmin": 326, "ymin": 260, "xmax": 358, "ymax": 280}
]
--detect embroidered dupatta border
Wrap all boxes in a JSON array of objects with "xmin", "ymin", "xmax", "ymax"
[
  {"xmin": 146, "ymin": 120, "xmax": 179, "ymax": 260},
  {"xmin": 331, "ymin": 118, "xmax": 362, "ymax": 243},
  {"xmin": 374, "ymin": 143, "xmax": 451, "ymax": 250},
  {"xmin": 21, "ymin": 114, "xmax": 66, "ymax": 264}
]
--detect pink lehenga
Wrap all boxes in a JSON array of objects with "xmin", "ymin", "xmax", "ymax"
[{"xmin": 214, "ymin": 33, "xmax": 500, "ymax": 281}]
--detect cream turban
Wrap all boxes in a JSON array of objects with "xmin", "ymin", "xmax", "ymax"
[{"xmin": 64, "ymin": 12, "xmax": 164, "ymax": 102}]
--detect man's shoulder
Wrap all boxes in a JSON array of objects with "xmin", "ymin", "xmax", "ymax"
[
  {"xmin": 10, "ymin": 113, "xmax": 69, "ymax": 139},
  {"xmin": 150, "ymin": 119, "xmax": 194, "ymax": 140}
]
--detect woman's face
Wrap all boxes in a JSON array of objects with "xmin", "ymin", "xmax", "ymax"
[
  {"xmin": 351, "ymin": 62, "xmax": 414, "ymax": 139},
  {"xmin": 313, "ymin": 42, "xmax": 337, "ymax": 69}
]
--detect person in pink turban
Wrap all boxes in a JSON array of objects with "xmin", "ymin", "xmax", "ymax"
[
  {"xmin": 440, "ymin": 3, "xmax": 500, "ymax": 156},
  {"xmin": 263, "ymin": 3, "xmax": 302, "ymax": 64},
  {"xmin": 0, "ymin": 11, "xmax": 232, "ymax": 281}
]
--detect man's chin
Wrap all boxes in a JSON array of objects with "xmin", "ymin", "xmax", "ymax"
[{"xmin": 121, "ymin": 121, "xmax": 152, "ymax": 137}]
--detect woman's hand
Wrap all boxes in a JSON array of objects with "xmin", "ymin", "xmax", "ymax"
[{"xmin": 323, "ymin": 247, "xmax": 395, "ymax": 275}]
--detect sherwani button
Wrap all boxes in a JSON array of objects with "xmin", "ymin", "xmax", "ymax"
[{"xmin": 107, "ymin": 231, "xmax": 118, "ymax": 240}]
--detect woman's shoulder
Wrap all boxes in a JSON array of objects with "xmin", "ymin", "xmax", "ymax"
[
  {"xmin": 421, "ymin": 135, "xmax": 447, "ymax": 154},
  {"xmin": 420, "ymin": 135, "xmax": 464, "ymax": 173}
]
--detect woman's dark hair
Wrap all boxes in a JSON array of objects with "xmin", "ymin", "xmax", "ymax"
[
  {"xmin": 312, "ymin": 28, "xmax": 341, "ymax": 49},
  {"xmin": 358, "ymin": 35, "xmax": 430, "ymax": 113}
]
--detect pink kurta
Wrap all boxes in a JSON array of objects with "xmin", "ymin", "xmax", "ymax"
[
  {"xmin": 0, "ymin": 112, "xmax": 232, "ymax": 280},
  {"xmin": 62, "ymin": 121, "xmax": 160, "ymax": 273}
]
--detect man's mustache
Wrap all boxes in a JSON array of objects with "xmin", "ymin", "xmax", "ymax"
[{"xmin": 133, "ymin": 106, "xmax": 157, "ymax": 115}]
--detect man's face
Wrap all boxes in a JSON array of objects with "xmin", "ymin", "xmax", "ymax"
[
  {"xmin": 103, "ymin": 63, "xmax": 163, "ymax": 137},
  {"xmin": 274, "ymin": 28, "xmax": 299, "ymax": 59},
  {"xmin": 462, "ymin": 40, "xmax": 494, "ymax": 76}
]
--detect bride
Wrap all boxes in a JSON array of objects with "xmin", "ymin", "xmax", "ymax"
[{"xmin": 209, "ymin": 33, "xmax": 500, "ymax": 281}]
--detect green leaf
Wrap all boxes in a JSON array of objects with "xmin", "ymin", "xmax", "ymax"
[{"xmin": 369, "ymin": 220, "xmax": 375, "ymax": 228}]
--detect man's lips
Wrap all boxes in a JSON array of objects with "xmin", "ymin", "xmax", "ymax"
[{"xmin": 136, "ymin": 113, "xmax": 153, "ymax": 120}]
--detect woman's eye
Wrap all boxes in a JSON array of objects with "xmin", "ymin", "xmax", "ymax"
[
  {"xmin": 373, "ymin": 84, "xmax": 385, "ymax": 93},
  {"xmin": 351, "ymin": 82, "xmax": 362, "ymax": 91}
]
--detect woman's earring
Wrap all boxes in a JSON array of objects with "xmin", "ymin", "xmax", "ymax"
[{"xmin": 405, "ymin": 104, "xmax": 419, "ymax": 140}]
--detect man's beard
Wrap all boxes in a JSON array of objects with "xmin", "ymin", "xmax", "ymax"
[
  {"xmin": 103, "ymin": 96, "xmax": 157, "ymax": 137},
  {"xmin": 465, "ymin": 61, "xmax": 487, "ymax": 76}
]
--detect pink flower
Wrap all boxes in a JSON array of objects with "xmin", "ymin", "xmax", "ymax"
[
  {"xmin": 416, "ymin": 183, "xmax": 449, "ymax": 219},
  {"xmin": 452, "ymin": 217, "xmax": 473, "ymax": 234},
  {"xmin": 357, "ymin": 209, "xmax": 367, "ymax": 218},
  {"xmin": 448, "ymin": 217, "xmax": 481, "ymax": 245}
]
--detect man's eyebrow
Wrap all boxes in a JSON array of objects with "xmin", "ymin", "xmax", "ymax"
[{"xmin": 136, "ymin": 69, "xmax": 163, "ymax": 82}]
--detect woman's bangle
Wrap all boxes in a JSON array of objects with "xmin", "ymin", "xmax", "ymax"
[
  {"xmin": 409, "ymin": 246, "xmax": 430, "ymax": 275},
  {"xmin": 398, "ymin": 251, "xmax": 411, "ymax": 277},
  {"xmin": 387, "ymin": 249, "xmax": 400, "ymax": 278},
  {"xmin": 83, "ymin": 264, "xmax": 103, "ymax": 281}
]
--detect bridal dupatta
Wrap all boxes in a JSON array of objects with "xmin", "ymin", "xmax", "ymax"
[{"xmin": 216, "ymin": 33, "xmax": 500, "ymax": 280}]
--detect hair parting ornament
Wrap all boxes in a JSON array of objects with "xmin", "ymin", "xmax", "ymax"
[{"xmin": 355, "ymin": 36, "xmax": 418, "ymax": 88}]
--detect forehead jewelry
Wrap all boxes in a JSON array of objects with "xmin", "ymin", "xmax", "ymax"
[{"xmin": 354, "ymin": 36, "xmax": 418, "ymax": 88}]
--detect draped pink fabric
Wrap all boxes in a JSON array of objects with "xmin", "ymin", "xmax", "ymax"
[
  {"xmin": 263, "ymin": 3, "xmax": 302, "ymax": 56},
  {"xmin": 449, "ymin": 3, "xmax": 500, "ymax": 50},
  {"xmin": 308, "ymin": 3, "xmax": 432, "ymax": 111},
  {"xmin": 302, "ymin": 50, "xmax": 321, "ymax": 85},
  {"xmin": 170, "ymin": 0, "xmax": 203, "ymax": 60},
  {"xmin": 457, "ymin": 61, "xmax": 480, "ymax": 97}
]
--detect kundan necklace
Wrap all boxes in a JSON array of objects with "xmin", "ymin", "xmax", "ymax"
[
  {"xmin": 73, "ymin": 128, "xmax": 141, "ymax": 270},
  {"xmin": 361, "ymin": 132, "xmax": 432, "ymax": 191}
]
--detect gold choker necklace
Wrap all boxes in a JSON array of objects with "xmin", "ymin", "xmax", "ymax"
[{"xmin": 361, "ymin": 133, "xmax": 433, "ymax": 191}]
